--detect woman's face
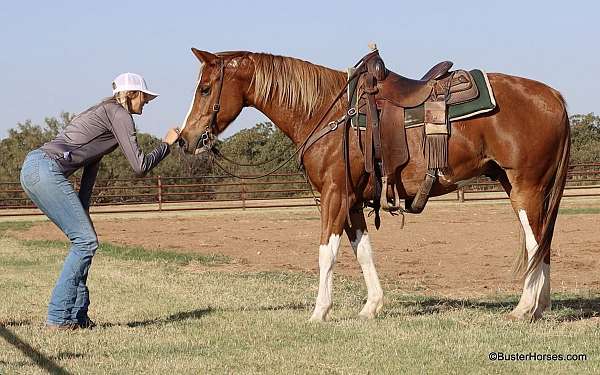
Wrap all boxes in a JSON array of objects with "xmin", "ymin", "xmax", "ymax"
[{"xmin": 129, "ymin": 91, "xmax": 149, "ymax": 115}]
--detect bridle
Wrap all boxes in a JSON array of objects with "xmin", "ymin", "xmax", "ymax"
[
  {"xmin": 188, "ymin": 59, "xmax": 226, "ymax": 153},
  {"xmin": 183, "ymin": 52, "xmax": 372, "ymax": 185}
]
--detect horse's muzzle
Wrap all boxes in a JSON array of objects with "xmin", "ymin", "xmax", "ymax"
[
  {"xmin": 177, "ymin": 137, "xmax": 200, "ymax": 155},
  {"xmin": 178, "ymin": 130, "xmax": 213, "ymax": 155}
]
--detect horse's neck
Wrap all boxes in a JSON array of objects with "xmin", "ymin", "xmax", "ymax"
[
  {"xmin": 246, "ymin": 57, "xmax": 345, "ymax": 145},
  {"xmin": 248, "ymin": 91, "xmax": 345, "ymax": 146},
  {"xmin": 247, "ymin": 103, "xmax": 303, "ymax": 145}
]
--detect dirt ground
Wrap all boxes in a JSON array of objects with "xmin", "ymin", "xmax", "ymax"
[{"xmin": 16, "ymin": 198, "xmax": 600, "ymax": 297}]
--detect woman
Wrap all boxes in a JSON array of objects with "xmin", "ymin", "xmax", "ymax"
[{"xmin": 20, "ymin": 72, "xmax": 180, "ymax": 330}]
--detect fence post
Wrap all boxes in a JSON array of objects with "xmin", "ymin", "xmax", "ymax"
[
  {"xmin": 241, "ymin": 179, "xmax": 246, "ymax": 210},
  {"xmin": 457, "ymin": 187, "xmax": 465, "ymax": 203},
  {"xmin": 157, "ymin": 175, "xmax": 162, "ymax": 211}
]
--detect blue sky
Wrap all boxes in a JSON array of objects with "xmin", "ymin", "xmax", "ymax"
[{"xmin": 0, "ymin": 1, "xmax": 597, "ymax": 140}]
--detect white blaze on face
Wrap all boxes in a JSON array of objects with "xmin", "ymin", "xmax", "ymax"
[{"xmin": 180, "ymin": 64, "xmax": 205, "ymax": 131}]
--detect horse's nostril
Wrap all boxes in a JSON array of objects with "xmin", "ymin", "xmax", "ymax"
[{"xmin": 178, "ymin": 138, "xmax": 187, "ymax": 148}]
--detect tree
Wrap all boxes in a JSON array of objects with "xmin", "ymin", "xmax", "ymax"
[
  {"xmin": 0, "ymin": 112, "xmax": 74, "ymax": 182},
  {"xmin": 570, "ymin": 113, "xmax": 600, "ymax": 163},
  {"xmin": 213, "ymin": 122, "xmax": 301, "ymax": 199},
  {"xmin": 217, "ymin": 122, "xmax": 297, "ymax": 175}
]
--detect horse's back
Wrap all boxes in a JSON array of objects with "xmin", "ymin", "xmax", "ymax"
[
  {"xmin": 446, "ymin": 73, "xmax": 569, "ymax": 181},
  {"xmin": 488, "ymin": 72, "xmax": 566, "ymax": 116},
  {"xmin": 486, "ymin": 73, "xmax": 567, "ymax": 152}
]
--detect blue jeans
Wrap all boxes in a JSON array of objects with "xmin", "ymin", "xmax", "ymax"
[{"xmin": 20, "ymin": 149, "xmax": 98, "ymax": 325}]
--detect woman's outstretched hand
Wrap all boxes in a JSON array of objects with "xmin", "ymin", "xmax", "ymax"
[{"xmin": 163, "ymin": 128, "xmax": 181, "ymax": 145}]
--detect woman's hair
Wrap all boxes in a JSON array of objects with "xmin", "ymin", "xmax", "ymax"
[{"xmin": 114, "ymin": 91, "xmax": 139, "ymax": 112}]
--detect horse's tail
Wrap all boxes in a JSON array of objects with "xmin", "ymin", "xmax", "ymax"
[{"xmin": 517, "ymin": 92, "xmax": 571, "ymax": 277}]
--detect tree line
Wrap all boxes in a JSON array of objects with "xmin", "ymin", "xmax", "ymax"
[
  {"xmin": 0, "ymin": 114, "xmax": 298, "ymax": 182},
  {"xmin": 0, "ymin": 112, "xmax": 598, "ymax": 205},
  {"xmin": 0, "ymin": 114, "xmax": 301, "ymax": 205}
]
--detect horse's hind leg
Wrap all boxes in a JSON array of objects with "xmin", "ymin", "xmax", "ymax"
[
  {"xmin": 344, "ymin": 209, "xmax": 384, "ymax": 319},
  {"xmin": 505, "ymin": 182, "xmax": 551, "ymax": 321}
]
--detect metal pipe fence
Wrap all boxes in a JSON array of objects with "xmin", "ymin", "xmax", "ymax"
[{"xmin": 1, "ymin": 164, "xmax": 599, "ymax": 216}]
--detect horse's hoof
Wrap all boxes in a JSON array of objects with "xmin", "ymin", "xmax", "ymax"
[
  {"xmin": 358, "ymin": 306, "xmax": 379, "ymax": 320},
  {"xmin": 506, "ymin": 309, "xmax": 538, "ymax": 322},
  {"xmin": 309, "ymin": 307, "xmax": 330, "ymax": 322},
  {"xmin": 358, "ymin": 311, "xmax": 375, "ymax": 320},
  {"xmin": 359, "ymin": 299, "xmax": 383, "ymax": 320},
  {"xmin": 506, "ymin": 312, "xmax": 523, "ymax": 321}
]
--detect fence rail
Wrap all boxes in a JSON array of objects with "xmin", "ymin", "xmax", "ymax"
[{"xmin": 1, "ymin": 163, "xmax": 599, "ymax": 216}]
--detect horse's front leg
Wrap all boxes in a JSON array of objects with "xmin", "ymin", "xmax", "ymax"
[
  {"xmin": 345, "ymin": 209, "xmax": 384, "ymax": 319},
  {"xmin": 309, "ymin": 188, "xmax": 347, "ymax": 322}
]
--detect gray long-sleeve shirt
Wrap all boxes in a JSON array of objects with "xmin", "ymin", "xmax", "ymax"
[{"xmin": 40, "ymin": 98, "xmax": 170, "ymax": 208}]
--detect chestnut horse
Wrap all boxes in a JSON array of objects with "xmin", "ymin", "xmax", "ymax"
[{"xmin": 179, "ymin": 48, "xmax": 570, "ymax": 322}]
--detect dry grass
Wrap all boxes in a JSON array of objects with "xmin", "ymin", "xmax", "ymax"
[{"xmin": 0, "ymin": 232, "xmax": 599, "ymax": 374}]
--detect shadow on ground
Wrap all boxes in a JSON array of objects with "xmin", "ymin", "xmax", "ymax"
[
  {"xmin": 0, "ymin": 325, "xmax": 73, "ymax": 374},
  {"xmin": 99, "ymin": 307, "xmax": 214, "ymax": 328},
  {"xmin": 0, "ymin": 319, "xmax": 31, "ymax": 327},
  {"xmin": 382, "ymin": 295, "xmax": 600, "ymax": 321},
  {"xmin": 101, "ymin": 302, "xmax": 312, "ymax": 328}
]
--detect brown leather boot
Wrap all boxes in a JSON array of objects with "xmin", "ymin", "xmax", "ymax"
[
  {"xmin": 78, "ymin": 317, "xmax": 96, "ymax": 329},
  {"xmin": 46, "ymin": 322, "xmax": 80, "ymax": 331}
]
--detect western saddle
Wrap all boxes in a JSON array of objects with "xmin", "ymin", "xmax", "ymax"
[
  {"xmin": 347, "ymin": 45, "xmax": 480, "ymax": 227},
  {"xmin": 298, "ymin": 45, "xmax": 481, "ymax": 228},
  {"xmin": 379, "ymin": 61, "xmax": 453, "ymax": 108}
]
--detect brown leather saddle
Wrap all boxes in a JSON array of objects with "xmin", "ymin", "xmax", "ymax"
[{"xmin": 351, "ymin": 48, "xmax": 480, "ymax": 225}]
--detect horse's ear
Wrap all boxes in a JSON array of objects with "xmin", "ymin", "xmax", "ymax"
[{"xmin": 191, "ymin": 48, "xmax": 217, "ymax": 64}]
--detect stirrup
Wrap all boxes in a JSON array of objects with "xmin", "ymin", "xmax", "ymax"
[
  {"xmin": 379, "ymin": 176, "xmax": 406, "ymax": 228},
  {"xmin": 380, "ymin": 176, "xmax": 399, "ymax": 212}
]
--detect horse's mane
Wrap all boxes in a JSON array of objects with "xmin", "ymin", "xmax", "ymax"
[{"xmin": 244, "ymin": 52, "xmax": 346, "ymax": 119}]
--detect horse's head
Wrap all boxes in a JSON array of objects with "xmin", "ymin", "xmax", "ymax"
[{"xmin": 179, "ymin": 48, "xmax": 251, "ymax": 154}]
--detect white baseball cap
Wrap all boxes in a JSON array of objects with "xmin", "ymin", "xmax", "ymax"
[{"xmin": 112, "ymin": 72, "xmax": 159, "ymax": 100}]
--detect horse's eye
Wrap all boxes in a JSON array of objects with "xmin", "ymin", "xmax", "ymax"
[{"xmin": 200, "ymin": 85, "xmax": 211, "ymax": 96}]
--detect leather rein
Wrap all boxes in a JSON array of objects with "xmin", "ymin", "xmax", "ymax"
[{"xmin": 194, "ymin": 54, "xmax": 372, "ymax": 180}]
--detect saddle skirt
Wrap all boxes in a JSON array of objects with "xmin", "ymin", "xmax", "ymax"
[
  {"xmin": 350, "ymin": 50, "xmax": 496, "ymax": 175},
  {"xmin": 347, "ymin": 49, "xmax": 496, "ymax": 218}
]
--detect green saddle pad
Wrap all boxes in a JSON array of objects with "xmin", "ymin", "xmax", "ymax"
[{"xmin": 350, "ymin": 69, "xmax": 496, "ymax": 129}]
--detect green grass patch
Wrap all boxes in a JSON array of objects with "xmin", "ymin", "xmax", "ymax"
[
  {"xmin": 21, "ymin": 239, "xmax": 67, "ymax": 250},
  {"xmin": 0, "ymin": 221, "xmax": 34, "ymax": 235},
  {"xmin": 559, "ymin": 207, "xmax": 600, "ymax": 215},
  {"xmin": 0, "ymin": 258, "xmax": 40, "ymax": 267},
  {"xmin": 21, "ymin": 239, "xmax": 230, "ymax": 266},
  {"xmin": 98, "ymin": 242, "xmax": 230, "ymax": 265}
]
